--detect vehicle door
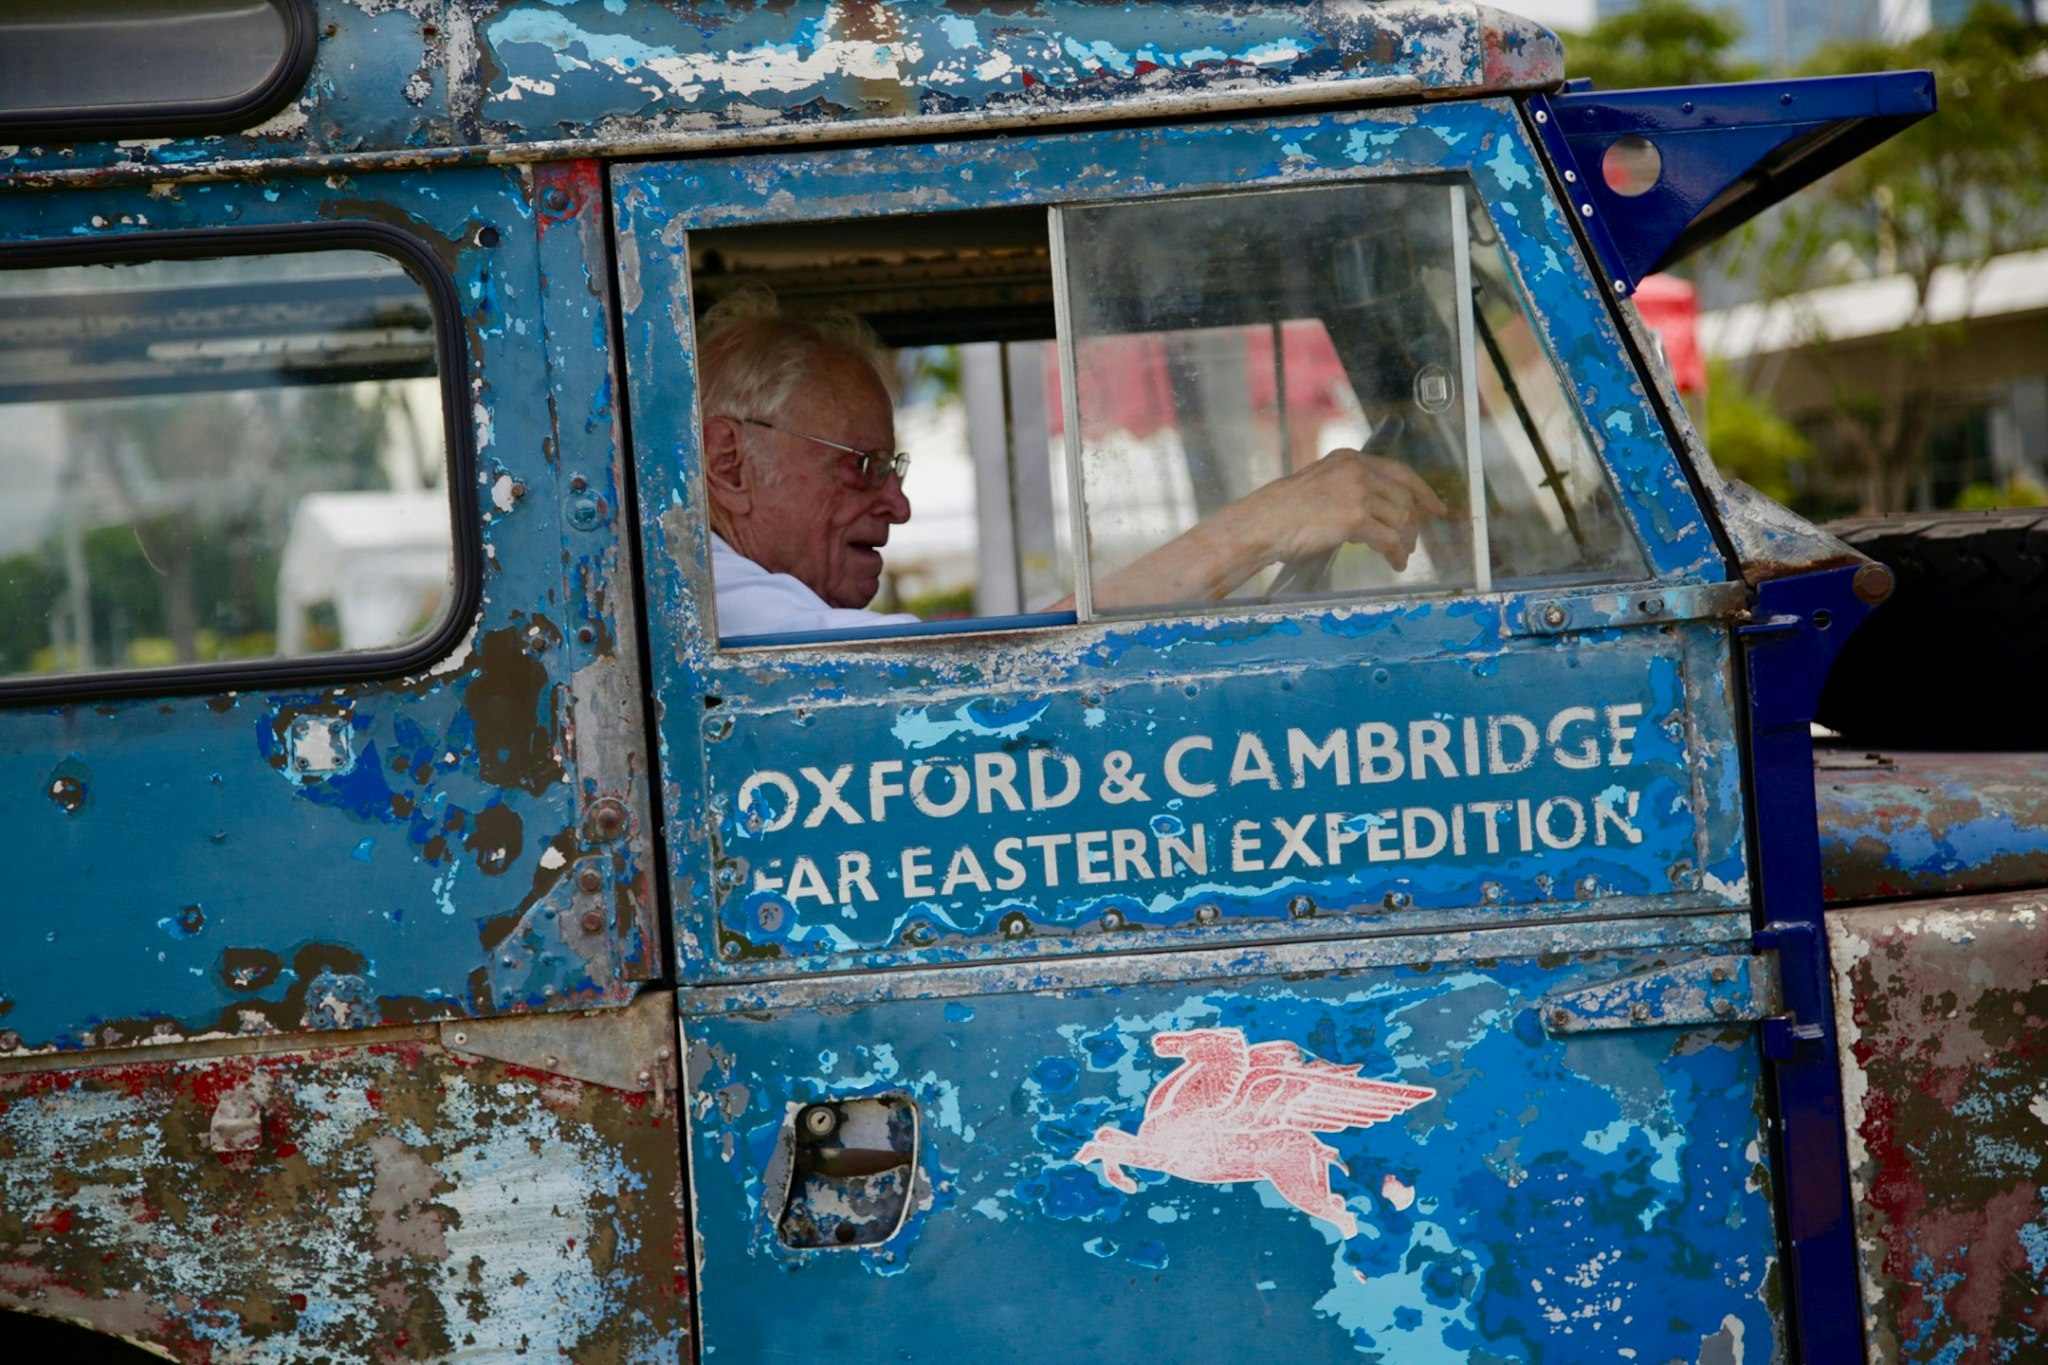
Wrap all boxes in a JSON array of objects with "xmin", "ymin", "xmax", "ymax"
[{"xmin": 614, "ymin": 97, "xmax": 1775, "ymax": 1361}]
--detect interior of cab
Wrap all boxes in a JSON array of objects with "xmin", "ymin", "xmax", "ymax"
[{"xmin": 688, "ymin": 176, "xmax": 1646, "ymax": 645}]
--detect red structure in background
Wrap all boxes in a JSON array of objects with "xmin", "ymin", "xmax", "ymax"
[{"xmin": 1632, "ymin": 274, "xmax": 1705, "ymax": 395}]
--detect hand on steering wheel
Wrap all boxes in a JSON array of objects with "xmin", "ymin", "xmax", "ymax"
[{"xmin": 1268, "ymin": 416, "xmax": 1443, "ymax": 596}]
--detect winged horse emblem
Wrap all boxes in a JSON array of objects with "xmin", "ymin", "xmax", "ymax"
[{"xmin": 1074, "ymin": 1028, "xmax": 1436, "ymax": 1237}]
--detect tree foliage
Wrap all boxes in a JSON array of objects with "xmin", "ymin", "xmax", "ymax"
[
  {"xmin": 1558, "ymin": 0, "xmax": 1758, "ymax": 91},
  {"xmin": 1749, "ymin": 5, "xmax": 2048, "ymax": 512}
]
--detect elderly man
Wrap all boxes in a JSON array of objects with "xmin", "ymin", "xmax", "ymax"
[{"xmin": 699, "ymin": 300, "xmax": 1446, "ymax": 638}]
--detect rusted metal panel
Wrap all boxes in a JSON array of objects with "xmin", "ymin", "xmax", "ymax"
[
  {"xmin": 1817, "ymin": 750, "xmax": 2048, "ymax": 906},
  {"xmin": 1828, "ymin": 894, "xmax": 2048, "ymax": 1363},
  {"xmin": 0, "ymin": 993, "xmax": 689, "ymax": 1361},
  {"xmin": 0, "ymin": 164, "xmax": 657, "ymax": 1055},
  {"xmin": 0, "ymin": 2, "xmax": 1565, "ymax": 191},
  {"xmin": 681, "ymin": 920, "xmax": 1780, "ymax": 1361}
]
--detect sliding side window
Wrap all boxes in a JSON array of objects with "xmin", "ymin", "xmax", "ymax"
[
  {"xmin": 693, "ymin": 181, "xmax": 1643, "ymax": 643},
  {"xmin": 1056, "ymin": 179, "xmax": 1643, "ymax": 617}
]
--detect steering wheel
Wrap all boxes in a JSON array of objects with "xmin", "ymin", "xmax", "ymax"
[{"xmin": 1268, "ymin": 414, "xmax": 1407, "ymax": 598}]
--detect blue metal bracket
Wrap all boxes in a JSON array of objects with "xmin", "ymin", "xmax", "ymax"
[
  {"xmin": 1528, "ymin": 70, "xmax": 1936, "ymax": 296},
  {"xmin": 1739, "ymin": 562, "xmax": 1889, "ymax": 1364}
]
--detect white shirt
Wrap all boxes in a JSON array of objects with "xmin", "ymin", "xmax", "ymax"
[{"xmin": 711, "ymin": 534, "xmax": 919, "ymax": 638}]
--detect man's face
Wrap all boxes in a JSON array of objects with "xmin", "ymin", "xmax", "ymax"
[{"xmin": 730, "ymin": 347, "xmax": 911, "ymax": 608}]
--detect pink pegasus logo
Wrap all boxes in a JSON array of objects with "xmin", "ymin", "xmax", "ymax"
[{"xmin": 1074, "ymin": 1027, "xmax": 1435, "ymax": 1238}]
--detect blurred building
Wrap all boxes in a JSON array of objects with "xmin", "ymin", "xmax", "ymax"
[
  {"xmin": 1589, "ymin": 0, "xmax": 2036, "ymax": 69},
  {"xmin": 1700, "ymin": 248, "xmax": 2048, "ymax": 514}
]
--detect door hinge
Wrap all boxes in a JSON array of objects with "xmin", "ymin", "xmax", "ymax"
[{"xmin": 1540, "ymin": 952, "xmax": 1778, "ymax": 1035}]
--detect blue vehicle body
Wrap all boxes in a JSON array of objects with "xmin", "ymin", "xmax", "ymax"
[{"xmin": 0, "ymin": 4, "xmax": 1975, "ymax": 1362}]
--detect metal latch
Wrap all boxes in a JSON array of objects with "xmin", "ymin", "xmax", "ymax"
[
  {"xmin": 1751, "ymin": 920, "xmax": 1830, "ymax": 1059},
  {"xmin": 1540, "ymin": 953, "xmax": 1776, "ymax": 1034}
]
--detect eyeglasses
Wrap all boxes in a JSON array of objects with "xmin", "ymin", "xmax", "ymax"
[{"xmin": 734, "ymin": 416, "xmax": 910, "ymax": 489}]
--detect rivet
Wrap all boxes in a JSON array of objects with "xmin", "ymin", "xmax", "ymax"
[
  {"xmin": 1194, "ymin": 903, "xmax": 1220, "ymax": 925},
  {"xmin": 570, "ymin": 474, "xmax": 588, "ymax": 492},
  {"xmin": 1287, "ymin": 894, "xmax": 1315, "ymax": 919},
  {"xmin": 1709, "ymin": 965, "xmax": 1730, "ymax": 984},
  {"xmin": 0, "ymin": 1031, "xmax": 18, "ymax": 1051},
  {"xmin": 1853, "ymin": 562, "xmax": 1894, "ymax": 606},
  {"xmin": 1580, "ymin": 203, "xmax": 1595, "ymax": 218},
  {"xmin": 1563, "ymin": 169, "xmax": 1577, "ymax": 183},
  {"xmin": 720, "ymin": 941, "xmax": 741, "ymax": 959},
  {"xmin": 1542, "ymin": 604, "xmax": 1568, "ymax": 627},
  {"xmin": 1534, "ymin": 109, "xmax": 1549, "ymax": 124},
  {"xmin": 1100, "ymin": 910, "xmax": 1125, "ymax": 931},
  {"xmin": 1002, "ymin": 914, "xmax": 1030, "ymax": 939},
  {"xmin": 1549, "ymin": 1008, "xmax": 1571, "ymax": 1028},
  {"xmin": 510, "ymin": 481, "xmax": 527, "ymax": 500},
  {"xmin": 577, "ymin": 867, "xmax": 604, "ymax": 894},
  {"xmin": 541, "ymin": 185, "xmax": 574, "ymax": 214},
  {"xmin": 577, "ymin": 626, "xmax": 595, "ymax": 644},
  {"xmin": 586, "ymin": 798, "xmax": 629, "ymax": 841},
  {"xmin": 1713, "ymin": 998, "xmax": 1735, "ymax": 1018},
  {"xmin": 1628, "ymin": 1002, "xmax": 1650, "ymax": 1022},
  {"xmin": 580, "ymin": 910, "xmax": 605, "ymax": 933},
  {"xmin": 1640, "ymin": 597, "xmax": 1665, "ymax": 615},
  {"xmin": 451, "ymin": 1030, "xmax": 467, "ymax": 1046}
]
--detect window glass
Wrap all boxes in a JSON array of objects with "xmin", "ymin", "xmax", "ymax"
[
  {"xmin": 687, "ymin": 183, "xmax": 1643, "ymax": 644},
  {"xmin": 0, "ymin": 248, "xmax": 453, "ymax": 681},
  {"xmin": 1055, "ymin": 181, "xmax": 1643, "ymax": 617}
]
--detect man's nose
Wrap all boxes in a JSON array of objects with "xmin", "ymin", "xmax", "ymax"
[{"xmin": 876, "ymin": 472, "xmax": 911, "ymax": 522}]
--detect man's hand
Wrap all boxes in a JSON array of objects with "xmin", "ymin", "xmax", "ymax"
[{"xmin": 1257, "ymin": 444, "xmax": 1450, "ymax": 572}]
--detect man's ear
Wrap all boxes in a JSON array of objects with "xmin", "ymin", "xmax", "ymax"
[{"xmin": 701, "ymin": 416, "xmax": 754, "ymax": 522}]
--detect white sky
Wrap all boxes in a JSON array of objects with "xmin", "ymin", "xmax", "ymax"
[{"xmin": 1500, "ymin": 0, "xmax": 1598, "ymax": 33}]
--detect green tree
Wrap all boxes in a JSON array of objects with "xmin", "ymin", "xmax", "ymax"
[
  {"xmin": 1748, "ymin": 6, "xmax": 2048, "ymax": 513},
  {"xmin": 1558, "ymin": 0, "xmax": 1757, "ymax": 91},
  {"xmin": 1702, "ymin": 359, "xmax": 1811, "ymax": 504}
]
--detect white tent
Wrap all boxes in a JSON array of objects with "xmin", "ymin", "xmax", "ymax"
[{"xmin": 276, "ymin": 491, "xmax": 451, "ymax": 655}]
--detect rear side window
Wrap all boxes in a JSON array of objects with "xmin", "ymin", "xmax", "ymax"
[
  {"xmin": 0, "ymin": 0, "xmax": 317, "ymax": 142},
  {"xmin": 0, "ymin": 233, "xmax": 470, "ymax": 695}
]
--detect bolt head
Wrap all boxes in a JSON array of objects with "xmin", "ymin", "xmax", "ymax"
[
  {"xmin": 1853, "ymin": 562, "xmax": 1895, "ymax": 606},
  {"xmin": 580, "ymin": 909, "xmax": 605, "ymax": 934},
  {"xmin": 576, "ymin": 867, "xmax": 604, "ymax": 894}
]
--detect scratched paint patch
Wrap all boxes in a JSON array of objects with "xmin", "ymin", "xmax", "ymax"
[
  {"xmin": 1830, "ymin": 900, "xmax": 2048, "ymax": 1364},
  {"xmin": 0, "ymin": 1042, "xmax": 687, "ymax": 1361},
  {"xmin": 684, "ymin": 943, "xmax": 1778, "ymax": 1359}
]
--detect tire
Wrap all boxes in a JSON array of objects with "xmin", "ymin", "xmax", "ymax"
[{"xmin": 1815, "ymin": 509, "xmax": 2048, "ymax": 749}]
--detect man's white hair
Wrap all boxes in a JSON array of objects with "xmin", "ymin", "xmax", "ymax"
[{"xmin": 697, "ymin": 286, "xmax": 893, "ymax": 443}]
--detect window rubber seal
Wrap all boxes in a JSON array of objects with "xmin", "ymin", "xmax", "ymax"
[
  {"xmin": 0, "ymin": 219, "xmax": 482, "ymax": 707},
  {"xmin": 0, "ymin": 0, "xmax": 319, "ymax": 145}
]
